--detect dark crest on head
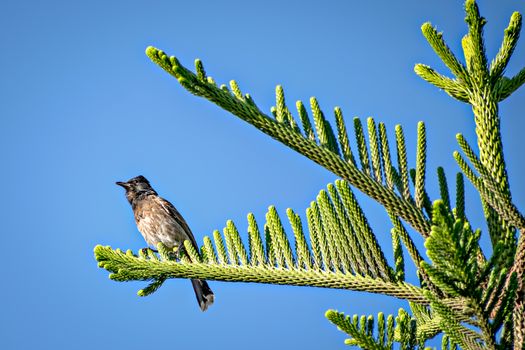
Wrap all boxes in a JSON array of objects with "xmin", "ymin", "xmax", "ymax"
[{"xmin": 116, "ymin": 175, "xmax": 157, "ymax": 203}]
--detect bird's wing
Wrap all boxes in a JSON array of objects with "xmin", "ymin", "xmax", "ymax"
[{"xmin": 156, "ymin": 197, "xmax": 200, "ymax": 250}]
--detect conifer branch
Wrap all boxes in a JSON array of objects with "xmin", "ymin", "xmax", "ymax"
[
  {"xmin": 489, "ymin": 12, "xmax": 522, "ymax": 82},
  {"xmin": 367, "ymin": 118, "xmax": 383, "ymax": 183},
  {"xmin": 95, "ymin": 244, "xmax": 427, "ymax": 302},
  {"xmin": 395, "ymin": 125, "xmax": 412, "ymax": 203},
  {"xmin": 416, "ymin": 0, "xmax": 522, "ymax": 254},
  {"xmin": 419, "ymin": 23, "xmax": 469, "ymax": 82},
  {"xmin": 354, "ymin": 118, "xmax": 371, "ymax": 177},
  {"xmin": 378, "ymin": 123, "xmax": 395, "ymax": 191},
  {"xmin": 335, "ymin": 107, "xmax": 356, "ymax": 166},
  {"xmin": 455, "ymin": 173, "xmax": 465, "ymax": 221},
  {"xmin": 145, "ymin": 47, "xmax": 431, "ymax": 237},
  {"xmin": 388, "ymin": 214, "xmax": 424, "ymax": 274},
  {"xmin": 464, "ymin": 0, "xmax": 489, "ymax": 81},
  {"xmin": 436, "ymin": 167, "xmax": 451, "ymax": 211},
  {"xmin": 495, "ymin": 67, "xmax": 525, "ymax": 101},
  {"xmin": 512, "ymin": 233, "xmax": 525, "ymax": 349},
  {"xmin": 413, "ymin": 64, "xmax": 469, "ymax": 102},
  {"xmin": 415, "ymin": 122, "xmax": 427, "ymax": 211},
  {"xmin": 423, "ymin": 201, "xmax": 481, "ymax": 298},
  {"xmin": 425, "ymin": 292, "xmax": 486, "ymax": 350},
  {"xmin": 326, "ymin": 310, "xmax": 391, "ymax": 350},
  {"xmin": 392, "ymin": 228, "xmax": 405, "ymax": 282},
  {"xmin": 326, "ymin": 310, "xmax": 421, "ymax": 349},
  {"xmin": 453, "ymin": 148, "xmax": 525, "ymax": 231}
]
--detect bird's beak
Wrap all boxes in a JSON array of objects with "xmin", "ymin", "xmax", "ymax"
[{"xmin": 116, "ymin": 181, "xmax": 129, "ymax": 189}]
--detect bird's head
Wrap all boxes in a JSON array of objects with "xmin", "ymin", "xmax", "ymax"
[{"xmin": 116, "ymin": 175, "xmax": 157, "ymax": 203}]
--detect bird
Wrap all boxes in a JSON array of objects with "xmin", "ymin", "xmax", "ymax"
[{"xmin": 116, "ymin": 175, "xmax": 214, "ymax": 311}]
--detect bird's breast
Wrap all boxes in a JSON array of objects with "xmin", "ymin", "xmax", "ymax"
[{"xmin": 134, "ymin": 199, "xmax": 185, "ymax": 249}]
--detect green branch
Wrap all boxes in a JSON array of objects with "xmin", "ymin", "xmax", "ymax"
[
  {"xmin": 326, "ymin": 310, "xmax": 392, "ymax": 350},
  {"xmin": 95, "ymin": 245, "xmax": 427, "ymax": 302},
  {"xmin": 490, "ymin": 12, "xmax": 522, "ymax": 82},
  {"xmin": 145, "ymin": 47, "xmax": 431, "ymax": 237}
]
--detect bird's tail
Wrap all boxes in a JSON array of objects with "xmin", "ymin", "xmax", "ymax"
[{"xmin": 191, "ymin": 279, "xmax": 214, "ymax": 312}]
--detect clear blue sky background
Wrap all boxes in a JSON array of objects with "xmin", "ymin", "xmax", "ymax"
[{"xmin": 1, "ymin": 1, "xmax": 524, "ymax": 349}]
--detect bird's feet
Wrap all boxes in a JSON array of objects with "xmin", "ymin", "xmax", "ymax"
[
  {"xmin": 140, "ymin": 247, "xmax": 158, "ymax": 256},
  {"xmin": 174, "ymin": 246, "xmax": 186, "ymax": 260}
]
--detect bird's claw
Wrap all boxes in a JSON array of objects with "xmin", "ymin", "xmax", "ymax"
[
  {"xmin": 174, "ymin": 246, "xmax": 186, "ymax": 260},
  {"xmin": 141, "ymin": 247, "xmax": 158, "ymax": 256}
]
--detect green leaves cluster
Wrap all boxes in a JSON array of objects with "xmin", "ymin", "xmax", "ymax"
[
  {"xmin": 326, "ymin": 309, "xmax": 418, "ymax": 350},
  {"xmin": 94, "ymin": 1, "xmax": 525, "ymax": 349},
  {"xmin": 422, "ymin": 201, "xmax": 481, "ymax": 298}
]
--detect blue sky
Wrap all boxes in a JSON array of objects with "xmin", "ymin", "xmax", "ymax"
[{"xmin": 1, "ymin": 1, "xmax": 524, "ymax": 349}]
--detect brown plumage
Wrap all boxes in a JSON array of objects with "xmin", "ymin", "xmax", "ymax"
[{"xmin": 116, "ymin": 175, "xmax": 214, "ymax": 311}]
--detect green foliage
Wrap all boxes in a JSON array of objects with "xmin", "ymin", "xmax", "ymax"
[
  {"xmin": 326, "ymin": 308, "xmax": 425, "ymax": 349},
  {"xmin": 94, "ymin": 1, "xmax": 525, "ymax": 349},
  {"xmin": 144, "ymin": 46, "xmax": 431, "ymax": 237},
  {"xmin": 421, "ymin": 201, "xmax": 481, "ymax": 298},
  {"xmin": 326, "ymin": 310, "xmax": 394, "ymax": 350},
  {"xmin": 95, "ymin": 180, "xmax": 429, "ymax": 303}
]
